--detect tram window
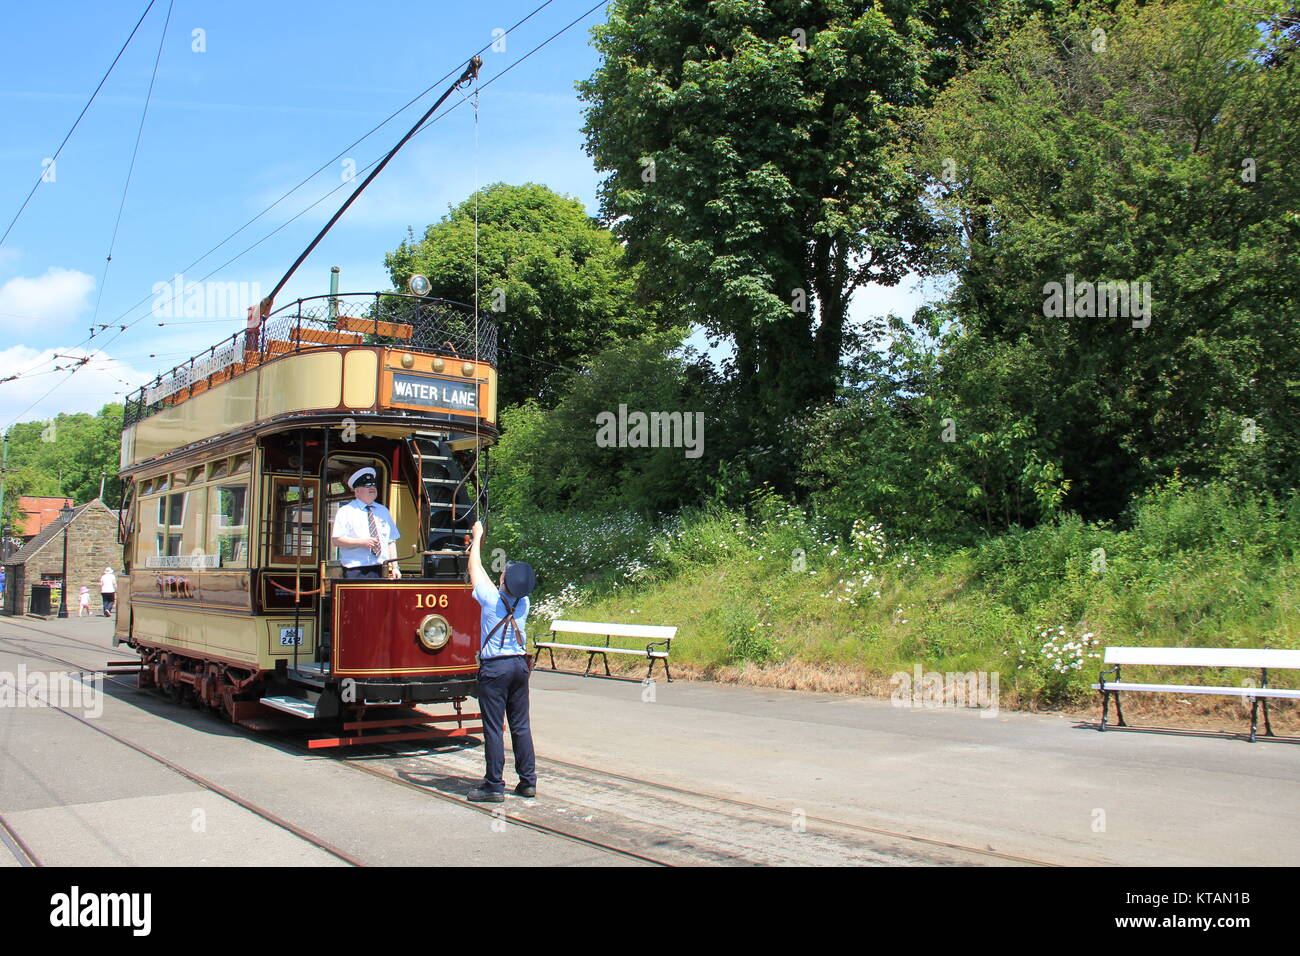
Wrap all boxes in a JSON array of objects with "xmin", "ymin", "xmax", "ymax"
[
  {"xmin": 210, "ymin": 484, "xmax": 248, "ymax": 567},
  {"xmin": 272, "ymin": 479, "xmax": 317, "ymax": 561},
  {"xmin": 208, "ymin": 458, "xmax": 230, "ymax": 481},
  {"xmin": 157, "ymin": 493, "xmax": 185, "ymax": 527},
  {"xmin": 231, "ymin": 453, "xmax": 252, "ymax": 475}
]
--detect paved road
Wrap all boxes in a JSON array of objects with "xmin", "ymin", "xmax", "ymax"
[
  {"xmin": 0, "ymin": 618, "xmax": 635, "ymax": 867},
  {"xmin": 521, "ymin": 667, "xmax": 1300, "ymax": 865},
  {"xmin": 2, "ymin": 616, "xmax": 1295, "ymax": 865}
]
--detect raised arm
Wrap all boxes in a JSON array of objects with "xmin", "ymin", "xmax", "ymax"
[{"xmin": 469, "ymin": 521, "xmax": 489, "ymax": 592}]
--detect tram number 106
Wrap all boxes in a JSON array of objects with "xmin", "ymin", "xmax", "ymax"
[{"xmin": 414, "ymin": 593, "xmax": 450, "ymax": 609}]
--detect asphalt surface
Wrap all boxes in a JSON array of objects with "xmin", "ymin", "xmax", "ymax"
[{"xmin": 1, "ymin": 615, "xmax": 1295, "ymax": 866}]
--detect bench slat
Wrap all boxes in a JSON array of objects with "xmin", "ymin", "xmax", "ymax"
[
  {"xmin": 550, "ymin": 620, "xmax": 676, "ymax": 640},
  {"xmin": 1091, "ymin": 682, "xmax": 1300, "ymax": 698},
  {"xmin": 1102, "ymin": 647, "xmax": 1300, "ymax": 669},
  {"xmin": 535, "ymin": 641, "xmax": 668, "ymax": 658}
]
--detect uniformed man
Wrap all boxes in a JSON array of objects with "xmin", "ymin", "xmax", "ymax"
[
  {"xmin": 466, "ymin": 519, "xmax": 537, "ymax": 802},
  {"xmin": 330, "ymin": 467, "xmax": 401, "ymax": 579}
]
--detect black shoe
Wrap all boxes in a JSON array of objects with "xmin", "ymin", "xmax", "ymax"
[
  {"xmin": 514, "ymin": 783, "xmax": 536, "ymax": 798},
  {"xmin": 467, "ymin": 787, "xmax": 504, "ymax": 803}
]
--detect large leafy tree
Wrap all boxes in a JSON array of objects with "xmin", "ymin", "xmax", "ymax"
[
  {"xmin": 384, "ymin": 182, "xmax": 659, "ymax": 410},
  {"xmin": 1, "ymin": 403, "xmax": 125, "ymax": 531},
  {"xmin": 577, "ymin": 0, "xmax": 1002, "ymax": 479},
  {"xmin": 907, "ymin": 0, "xmax": 1300, "ymax": 521}
]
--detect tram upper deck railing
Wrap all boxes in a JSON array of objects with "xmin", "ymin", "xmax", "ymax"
[{"xmin": 122, "ymin": 292, "xmax": 497, "ymax": 429}]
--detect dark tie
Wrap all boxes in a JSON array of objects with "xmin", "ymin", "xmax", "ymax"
[{"xmin": 366, "ymin": 505, "xmax": 381, "ymax": 557}]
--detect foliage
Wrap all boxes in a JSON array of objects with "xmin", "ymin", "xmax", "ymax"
[
  {"xmin": 903, "ymin": 0, "xmax": 1300, "ymax": 521},
  {"xmin": 503, "ymin": 478, "xmax": 1300, "ymax": 706},
  {"xmin": 797, "ymin": 310, "xmax": 1070, "ymax": 540},
  {"xmin": 1, "ymin": 404, "xmax": 124, "ymax": 530},
  {"xmin": 384, "ymin": 182, "xmax": 662, "ymax": 409},
  {"xmin": 488, "ymin": 331, "xmax": 718, "ymax": 515},
  {"xmin": 577, "ymin": 0, "xmax": 961, "ymax": 487}
]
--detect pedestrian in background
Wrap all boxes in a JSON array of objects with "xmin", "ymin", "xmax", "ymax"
[
  {"xmin": 100, "ymin": 567, "xmax": 117, "ymax": 617},
  {"xmin": 78, "ymin": 586, "xmax": 91, "ymax": 617}
]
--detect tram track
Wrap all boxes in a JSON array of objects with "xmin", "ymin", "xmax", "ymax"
[
  {"xmin": 0, "ymin": 624, "xmax": 665, "ymax": 867},
  {"xmin": 0, "ymin": 630, "xmax": 365, "ymax": 867},
  {"xmin": 0, "ymin": 618, "xmax": 1067, "ymax": 867},
  {"xmin": 0, "ymin": 811, "xmax": 41, "ymax": 866},
  {"xmin": 358, "ymin": 739, "xmax": 1060, "ymax": 867}
]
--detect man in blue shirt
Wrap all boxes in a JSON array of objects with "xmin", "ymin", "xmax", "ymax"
[{"xmin": 466, "ymin": 519, "xmax": 538, "ymax": 803}]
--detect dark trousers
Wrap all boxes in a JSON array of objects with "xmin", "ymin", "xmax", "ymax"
[
  {"xmin": 101, "ymin": 592, "xmax": 114, "ymax": 616},
  {"xmin": 343, "ymin": 565, "xmax": 382, "ymax": 578},
  {"xmin": 477, "ymin": 656, "xmax": 536, "ymax": 792}
]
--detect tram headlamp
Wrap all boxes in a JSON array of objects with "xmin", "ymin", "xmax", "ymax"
[
  {"xmin": 417, "ymin": 614, "xmax": 450, "ymax": 651},
  {"xmin": 407, "ymin": 274, "xmax": 431, "ymax": 297}
]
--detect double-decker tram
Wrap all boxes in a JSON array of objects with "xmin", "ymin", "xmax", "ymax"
[{"xmin": 115, "ymin": 291, "xmax": 499, "ymax": 745}]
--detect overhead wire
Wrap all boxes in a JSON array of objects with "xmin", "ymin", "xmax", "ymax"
[
  {"xmin": 90, "ymin": 0, "xmax": 174, "ymax": 330},
  {"xmin": 6, "ymin": 0, "xmax": 612, "ymax": 421},
  {"xmin": 0, "ymin": 0, "xmax": 562, "ymax": 389},
  {"xmin": 0, "ymin": 0, "xmax": 159, "ymax": 250},
  {"xmin": 89, "ymin": 0, "xmax": 612, "ymax": 372}
]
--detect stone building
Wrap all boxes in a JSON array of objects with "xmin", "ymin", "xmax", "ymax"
[{"xmin": 2, "ymin": 500, "xmax": 123, "ymax": 617}]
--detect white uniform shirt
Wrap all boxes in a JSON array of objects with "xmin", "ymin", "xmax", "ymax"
[
  {"xmin": 331, "ymin": 498, "xmax": 400, "ymax": 568},
  {"xmin": 100, "ymin": 572, "xmax": 116, "ymax": 594}
]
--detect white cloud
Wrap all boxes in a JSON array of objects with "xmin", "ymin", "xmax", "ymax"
[
  {"xmin": 0, "ymin": 346, "xmax": 152, "ymax": 428},
  {"xmin": 0, "ymin": 267, "xmax": 95, "ymax": 329}
]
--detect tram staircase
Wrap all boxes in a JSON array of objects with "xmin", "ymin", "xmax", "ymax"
[{"xmin": 410, "ymin": 434, "xmax": 480, "ymax": 570}]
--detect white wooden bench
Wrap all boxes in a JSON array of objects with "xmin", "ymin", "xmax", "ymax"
[
  {"xmin": 536, "ymin": 620, "xmax": 678, "ymax": 681},
  {"xmin": 1092, "ymin": 646, "xmax": 1300, "ymax": 741}
]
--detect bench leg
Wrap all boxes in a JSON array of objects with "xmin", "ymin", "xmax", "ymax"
[
  {"xmin": 1100, "ymin": 688, "xmax": 1109, "ymax": 731},
  {"xmin": 584, "ymin": 651, "xmax": 595, "ymax": 677},
  {"xmin": 1250, "ymin": 697, "xmax": 1258, "ymax": 743},
  {"xmin": 1263, "ymin": 697, "xmax": 1274, "ymax": 737},
  {"xmin": 600, "ymin": 651, "xmax": 610, "ymax": 677},
  {"xmin": 547, "ymin": 645, "xmax": 558, "ymax": 671},
  {"xmin": 1113, "ymin": 690, "xmax": 1127, "ymax": 728},
  {"xmin": 645, "ymin": 656, "xmax": 672, "ymax": 683}
]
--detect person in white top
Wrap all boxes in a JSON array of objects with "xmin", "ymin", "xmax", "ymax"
[
  {"xmin": 330, "ymin": 467, "xmax": 401, "ymax": 579},
  {"xmin": 100, "ymin": 567, "xmax": 117, "ymax": 617}
]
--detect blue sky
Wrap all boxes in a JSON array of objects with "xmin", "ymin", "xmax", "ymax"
[{"xmin": 0, "ymin": 0, "xmax": 936, "ymax": 429}]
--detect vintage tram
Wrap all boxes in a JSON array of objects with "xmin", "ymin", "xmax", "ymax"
[{"xmin": 115, "ymin": 291, "xmax": 499, "ymax": 745}]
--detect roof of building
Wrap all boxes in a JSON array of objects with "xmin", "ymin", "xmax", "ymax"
[
  {"xmin": 17, "ymin": 495, "xmax": 76, "ymax": 537},
  {"xmin": 3, "ymin": 500, "xmax": 107, "ymax": 566}
]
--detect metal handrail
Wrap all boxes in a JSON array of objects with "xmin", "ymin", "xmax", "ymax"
[{"xmin": 122, "ymin": 292, "xmax": 497, "ymax": 429}]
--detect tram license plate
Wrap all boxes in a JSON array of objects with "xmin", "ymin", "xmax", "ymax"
[{"xmin": 279, "ymin": 627, "xmax": 303, "ymax": 647}]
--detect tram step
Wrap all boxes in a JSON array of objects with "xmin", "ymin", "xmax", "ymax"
[{"xmin": 259, "ymin": 695, "xmax": 318, "ymax": 719}]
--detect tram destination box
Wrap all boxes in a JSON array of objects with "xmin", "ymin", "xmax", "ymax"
[{"xmin": 390, "ymin": 372, "xmax": 478, "ymax": 412}]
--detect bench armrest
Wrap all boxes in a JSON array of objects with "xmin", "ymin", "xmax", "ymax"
[{"xmin": 646, "ymin": 639, "xmax": 670, "ymax": 656}]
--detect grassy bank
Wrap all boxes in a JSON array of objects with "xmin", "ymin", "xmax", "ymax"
[{"xmin": 490, "ymin": 479, "xmax": 1300, "ymax": 720}]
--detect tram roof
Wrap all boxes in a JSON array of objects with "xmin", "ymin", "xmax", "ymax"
[{"xmin": 118, "ymin": 293, "xmax": 500, "ymax": 472}]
